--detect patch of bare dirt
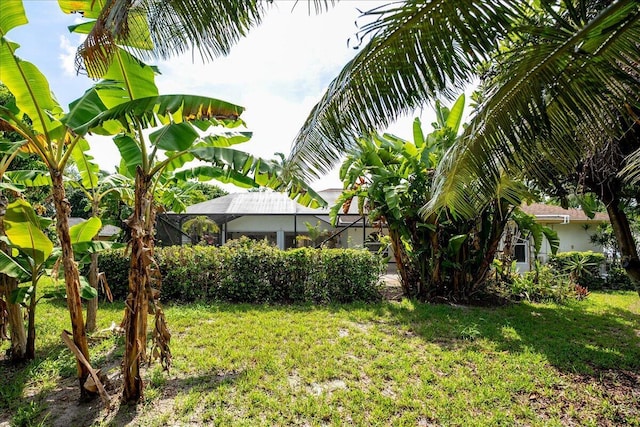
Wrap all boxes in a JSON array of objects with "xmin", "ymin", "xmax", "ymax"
[{"xmin": 380, "ymin": 274, "xmax": 405, "ymax": 301}]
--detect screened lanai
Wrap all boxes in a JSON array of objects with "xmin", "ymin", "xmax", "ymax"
[{"xmin": 156, "ymin": 189, "xmax": 383, "ymax": 250}]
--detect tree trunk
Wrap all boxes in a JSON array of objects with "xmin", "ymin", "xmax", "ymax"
[
  {"xmin": 122, "ymin": 168, "xmax": 152, "ymax": 402},
  {"xmin": 429, "ymin": 229, "xmax": 441, "ymax": 299},
  {"xmin": 50, "ymin": 169, "xmax": 95, "ymax": 400},
  {"xmin": 1, "ymin": 274, "xmax": 26, "ymax": 361},
  {"xmin": 85, "ymin": 252, "xmax": 99, "ymax": 332},
  {"xmin": 388, "ymin": 229, "xmax": 415, "ymax": 297},
  {"xmin": 85, "ymin": 199, "xmax": 101, "ymax": 333},
  {"xmin": 25, "ymin": 285, "xmax": 37, "ymax": 360},
  {"xmin": 0, "ymin": 193, "xmax": 27, "ymax": 361},
  {"xmin": 472, "ymin": 203, "xmax": 512, "ymax": 290},
  {"xmin": 602, "ymin": 192, "xmax": 640, "ymax": 295}
]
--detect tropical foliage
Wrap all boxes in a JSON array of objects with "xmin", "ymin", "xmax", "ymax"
[
  {"xmin": 57, "ymin": 0, "xmax": 327, "ymax": 402},
  {"xmin": 68, "ymin": 144, "xmax": 130, "ymax": 331},
  {"xmin": 64, "ymin": 0, "xmax": 336, "ymax": 77},
  {"xmin": 1, "ymin": 0, "xmax": 101, "ymax": 395},
  {"xmin": 287, "ymin": 0, "xmax": 640, "ymax": 290},
  {"xmin": 1, "ymin": 0, "xmax": 326, "ymax": 403},
  {"xmin": 182, "ymin": 215, "xmax": 219, "ymax": 245},
  {"xmin": 0, "ymin": 199, "xmax": 100, "ymax": 359},
  {"xmin": 332, "ymin": 97, "xmax": 555, "ymax": 301}
]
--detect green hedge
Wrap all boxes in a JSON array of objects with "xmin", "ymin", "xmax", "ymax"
[
  {"xmin": 93, "ymin": 237, "xmax": 384, "ymax": 304},
  {"xmin": 547, "ymin": 251, "xmax": 606, "ymax": 290},
  {"xmin": 605, "ymin": 265, "xmax": 636, "ymax": 291}
]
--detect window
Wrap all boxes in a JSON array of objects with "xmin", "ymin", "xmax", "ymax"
[{"xmin": 514, "ymin": 243, "xmax": 527, "ymax": 263}]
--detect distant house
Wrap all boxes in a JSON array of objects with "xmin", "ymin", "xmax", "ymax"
[
  {"xmin": 515, "ymin": 203, "xmax": 609, "ymax": 272},
  {"xmin": 156, "ymin": 191, "xmax": 609, "ymax": 272},
  {"xmin": 156, "ymin": 189, "xmax": 373, "ymax": 249},
  {"xmin": 69, "ymin": 218, "xmax": 122, "ymax": 241}
]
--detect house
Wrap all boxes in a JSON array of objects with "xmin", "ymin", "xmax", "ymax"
[
  {"xmin": 69, "ymin": 218, "xmax": 122, "ymax": 241},
  {"xmin": 514, "ymin": 203, "xmax": 609, "ymax": 272},
  {"xmin": 156, "ymin": 189, "xmax": 377, "ymax": 249},
  {"xmin": 156, "ymin": 190, "xmax": 609, "ymax": 272}
]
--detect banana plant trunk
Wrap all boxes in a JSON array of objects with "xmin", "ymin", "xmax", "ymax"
[
  {"xmin": 388, "ymin": 229, "xmax": 412, "ymax": 296},
  {"xmin": 25, "ymin": 286, "xmax": 37, "ymax": 359},
  {"xmin": 1, "ymin": 274, "xmax": 26, "ymax": 360},
  {"xmin": 85, "ymin": 200, "xmax": 101, "ymax": 332},
  {"xmin": 50, "ymin": 170, "xmax": 95, "ymax": 400},
  {"xmin": 85, "ymin": 252, "xmax": 99, "ymax": 332},
  {"xmin": 122, "ymin": 168, "xmax": 153, "ymax": 402},
  {"xmin": 0, "ymin": 194, "xmax": 27, "ymax": 361},
  {"xmin": 472, "ymin": 203, "xmax": 512, "ymax": 290}
]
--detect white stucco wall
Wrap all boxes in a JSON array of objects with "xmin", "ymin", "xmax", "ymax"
[{"xmin": 515, "ymin": 222, "xmax": 605, "ymax": 272}]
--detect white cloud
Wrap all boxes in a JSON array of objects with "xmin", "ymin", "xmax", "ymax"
[{"xmin": 58, "ymin": 36, "xmax": 78, "ymax": 77}]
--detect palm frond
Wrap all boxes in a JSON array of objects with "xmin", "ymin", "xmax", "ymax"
[
  {"xmin": 72, "ymin": 0, "xmax": 337, "ymax": 77},
  {"xmin": 288, "ymin": 0, "xmax": 524, "ymax": 178},
  {"xmin": 426, "ymin": 0, "xmax": 640, "ymax": 218},
  {"xmin": 621, "ymin": 147, "xmax": 640, "ymax": 184}
]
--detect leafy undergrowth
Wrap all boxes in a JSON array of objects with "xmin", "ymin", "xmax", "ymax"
[{"xmin": 1, "ymin": 292, "xmax": 639, "ymax": 426}]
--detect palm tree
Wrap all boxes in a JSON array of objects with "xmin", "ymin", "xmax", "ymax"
[
  {"xmin": 285, "ymin": 0, "xmax": 639, "ymax": 288},
  {"xmin": 182, "ymin": 215, "xmax": 219, "ymax": 245}
]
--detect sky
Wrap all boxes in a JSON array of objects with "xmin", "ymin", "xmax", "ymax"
[{"xmin": 8, "ymin": 0, "xmax": 440, "ymax": 192}]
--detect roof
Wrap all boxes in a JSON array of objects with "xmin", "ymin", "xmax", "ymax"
[
  {"xmin": 100, "ymin": 224, "xmax": 122, "ymax": 237},
  {"xmin": 183, "ymin": 191, "xmax": 609, "ymax": 225},
  {"xmin": 520, "ymin": 203, "xmax": 609, "ymax": 223},
  {"xmin": 185, "ymin": 189, "xmax": 361, "ymax": 216},
  {"xmin": 69, "ymin": 218, "xmax": 122, "ymax": 237}
]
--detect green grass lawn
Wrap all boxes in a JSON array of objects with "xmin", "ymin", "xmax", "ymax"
[{"xmin": 1, "ymin": 291, "xmax": 639, "ymax": 426}]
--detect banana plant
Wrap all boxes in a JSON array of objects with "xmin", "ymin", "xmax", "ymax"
[
  {"xmin": 70, "ymin": 140, "xmax": 130, "ymax": 332},
  {"xmin": 0, "ymin": 199, "xmax": 100, "ymax": 359},
  {"xmin": 0, "ymin": 1, "xmax": 101, "ymax": 396},
  {"xmin": 332, "ymin": 96, "xmax": 466, "ymax": 297},
  {"xmin": 511, "ymin": 209, "xmax": 560, "ymax": 260},
  {"xmin": 67, "ymin": 88, "xmax": 326, "ymax": 401},
  {"xmin": 57, "ymin": 8, "xmax": 324, "ymax": 400},
  {"xmin": 332, "ymin": 96, "xmax": 542, "ymax": 301},
  {"xmin": 0, "ymin": 139, "xmax": 29, "ymax": 361}
]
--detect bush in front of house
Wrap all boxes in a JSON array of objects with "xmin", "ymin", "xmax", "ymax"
[
  {"xmin": 95, "ymin": 237, "xmax": 384, "ymax": 304},
  {"xmin": 156, "ymin": 245, "xmax": 226, "ymax": 301},
  {"xmin": 547, "ymin": 251, "xmax": 606, "ymax": 290},
  {"xmin": 510, "ymin": 264, "xmax": 578, "ymax": 303}
]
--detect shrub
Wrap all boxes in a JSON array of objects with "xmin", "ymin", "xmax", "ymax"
[
  {"xmin": 156, "ymin": 246, "xmax": 225, "ymax": 302},
  {"xmin": 95, "ymin": 237, "xmax": 384, "ymax": 304},
  {"xmin": 315, "ymin": 249, "xmax": 383, "ymax": 303},
  {"xmin": 605, "ymin": 265, "xmax": 636, "ymax": 291},
  {"xmin": 510, "ymin": 265, "xmax": 577, "ymax": 303},
  {"xmin": 548, "ymin": 251, "xmax": 605, "ymax": 290},
  {"xmin": 91, "ymin": 248, "xmax": 129, "ymax": 300}
]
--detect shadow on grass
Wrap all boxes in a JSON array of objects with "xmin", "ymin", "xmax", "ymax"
[
  {"xmin": 157, "ymin": 294, "xmax": 639, "ymax": 376},
  {"xmin": 383, "ymin": 295, "xmax": 640, "ymax": 374},
  {"xmin": 2, "ymin": 333, "xmax": 240, "ymax": 427},
  {"xmin": 4, "ymin": 291, "xmax": 637, "ymax": 425},
  {"xmin": 159, "ymin": 294, "xmax": 639, "ymax": 375},
  {"xmin": 104, "ymin": 370, "xmax": 242, "ymax": 426}
]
